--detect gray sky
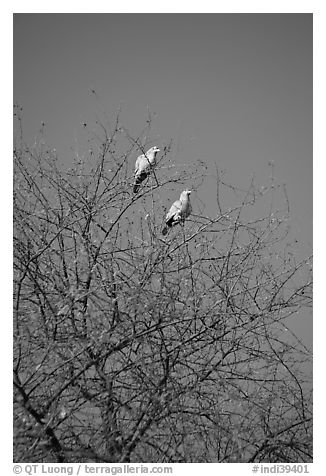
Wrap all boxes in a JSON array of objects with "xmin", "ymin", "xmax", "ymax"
[{"xmin": 13, "ymin": 13, "xmax": 312, "ymax": 344}]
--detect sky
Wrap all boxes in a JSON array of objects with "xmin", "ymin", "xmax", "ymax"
[{"xmin": 13, "ymin": 13, "xmax": 312, "ymax": 345}]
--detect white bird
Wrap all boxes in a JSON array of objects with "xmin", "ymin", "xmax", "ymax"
[
  {"xmin": 162, "ymin": 190, "xmax": 192, "ymax": 236},
  {"xmin": 133, "ymin": 146, "xmax": 160, "ymax": 193}
]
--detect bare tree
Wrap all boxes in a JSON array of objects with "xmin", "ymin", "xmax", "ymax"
[{"xmin": 13, "ymin": 106, "xmax": 312, "ymax": 463}]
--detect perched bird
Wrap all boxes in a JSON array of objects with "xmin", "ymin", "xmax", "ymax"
[
  {"xmin": 162, "ymin": 190, "xmax": 192, "ymax": 236},
  {"xmin": 133, "ymin": 146, "xmax": 160, "ymax": 193}
]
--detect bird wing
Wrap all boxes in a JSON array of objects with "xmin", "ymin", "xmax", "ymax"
[
  {"xmin": 135, "ymin": 153, "xmax": 152, "ymax": 176},
  {"xmin": 166, "ymin": 199, "xmax": 183, "ymax": 222},
  {"xmin": 134, "ymin": 154, "xmax": 145, "ymax": 175}
]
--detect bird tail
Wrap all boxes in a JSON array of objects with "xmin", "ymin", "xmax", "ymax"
[
  {"xmin": 162, "ymin": 215, "xmax": 178, "ymax": 235},
  {"xmin": 133, "ymin": 172, "xmax": 148, "ymax": 194}
]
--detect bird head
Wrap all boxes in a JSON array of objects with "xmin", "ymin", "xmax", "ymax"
[
  {"xmin": 147, "ymin": 146, "xmax": 160, "ymax": 155},
  {"xmin": 180, "ymin": 190, "xmax": 191, "ymax": 200}
]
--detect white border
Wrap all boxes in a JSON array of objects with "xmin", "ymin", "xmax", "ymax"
[{"xmin": 4, "ymin": 4, "xmax": 323, "ymax": 473}]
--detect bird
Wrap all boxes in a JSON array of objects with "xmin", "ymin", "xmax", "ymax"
[
  {"xmin": 162, "ymin": 190, "xmax": 192, "ymax": 236},
  {"xmin": 133, "ymin": 146, "xmax": 160, "ymax": 193}
]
